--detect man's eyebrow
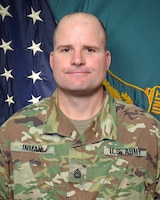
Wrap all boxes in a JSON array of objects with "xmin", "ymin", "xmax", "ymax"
[
  {"xmin": 83, "ymin": 45, "xmax": 99, "ymax": 49},
  {"xmin": 56, "ymin": 44, "xmax": 72, "ymax": 49},
  {"xmin": 82, "ymin": 45, "xmax": 101, "ymax": 51}
]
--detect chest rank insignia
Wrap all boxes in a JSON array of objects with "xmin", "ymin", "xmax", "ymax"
[{"xmin": 74, "ymin": 169, "xmax": 81, "ymax": 179}]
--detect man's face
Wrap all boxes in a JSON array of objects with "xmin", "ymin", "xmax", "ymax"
[{"xmin": 50, "ymin": 14, "xmax": 111, "ymax": 96}]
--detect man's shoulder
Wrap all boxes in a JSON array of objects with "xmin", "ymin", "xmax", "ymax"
[
  {"xmin": 19, "ymin": 96, "xmax": 50, "ymax": 114},
  {"xmin": 114, "ymin": 98, "xmax": 160, "ymax": 124},
  {"xmin": 115, "ymin": 98, "xmax": 150, "ymax": 115},
  {"xmin": 1, "ymin": 96, "xmax": 51, "ymax": 129}
]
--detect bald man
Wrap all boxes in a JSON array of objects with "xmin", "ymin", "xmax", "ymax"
[{"xmin": 0, "ymin": 12, "xmax": 160, "ymax": 200}]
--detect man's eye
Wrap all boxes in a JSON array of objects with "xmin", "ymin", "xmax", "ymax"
[
  {"xmin": 62, "ymin": 48, "xmax": 70, "ymax": 52},
  {"xmin": 87, "ymin": 48, "xmax": 95, "ymax": 52}
]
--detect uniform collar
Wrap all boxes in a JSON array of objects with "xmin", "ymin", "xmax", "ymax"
[{"xmin": 43, "ymin": 88, "xmax": 118, "ymax": 143}]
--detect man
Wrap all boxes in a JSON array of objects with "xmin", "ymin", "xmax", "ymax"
[{"xmin": 0, "ymin": 12, "xmax": 160, "ymax": 200}]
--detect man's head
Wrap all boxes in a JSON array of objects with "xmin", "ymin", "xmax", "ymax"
[
  {"xmin": 50, "ymin": 12, "xmax": 111, "ymax": 96},
  {"xmin": 53, "ymin": 12, "xmax": 108, "ymax": 50}
]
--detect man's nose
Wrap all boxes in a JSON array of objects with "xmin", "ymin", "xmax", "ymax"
[{"xmin": 71, "ymin": 50, "xmax": 85, "ymax": 66}]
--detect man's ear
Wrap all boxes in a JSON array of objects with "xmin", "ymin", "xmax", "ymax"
[
  {"xmin": 50, "ymin": 51, "xmax": 54, "ymax": 70},
  {"xmin": 106, "ymin": 50, "xmax": 111, "ymax": 70}
]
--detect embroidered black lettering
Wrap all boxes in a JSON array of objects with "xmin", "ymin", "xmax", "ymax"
[
  {"xmin": 22, "ymin": 144, "xmax": 30, "ymax": 151},
  {"xmin": 22, "ymin": 144, "xmax": 43, "ymax": 152},
  {"xmin": 34, "ymin": 146, "xmax": 38, "ymax": 152},
  {"xmin": 110, "ymin": 148, "xmax": 114, "ymax": 154},
  {"xmin": 35, "ymin": 146, "xmax": 43, "ymax": 152},
  {"xmin": 138, "ymin": 149, "xmax": 141, "ymax": 155},
  {"xmin": 125, "ymin": 148, "xmax": 129, "ymax": 155},
  {"xmin": 129, "ymin": 148, "xmax": 133, "ymax": 155},
  {"xmin": 116, "ymin": 148, "xmax": 121, "ymax": 154},
  {"xmin": 31, "ymin": 146, "xmax": 34, "ymax": 151},
  {"xmin": 133, "ymin": 148, "xmax": 138, "ymax": 155},
  {"xmin": 104, "ymin": 146, "xmax": 147, "ymax": 157}
]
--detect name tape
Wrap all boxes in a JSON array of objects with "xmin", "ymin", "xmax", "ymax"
[
  {"xmin": 11, "ymin": 142, "xmax": 54, "ymax": 154},
  {"xmin": 104, "ymin": 146, "xmax": 147, "ymax": 157}
]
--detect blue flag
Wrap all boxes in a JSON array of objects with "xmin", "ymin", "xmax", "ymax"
[
  {"xmin": 0, "ymin": 0, "xmax": 57, "ymax": 125},
  {"xmin": 48, "ymin": 0, "xmax": 160, "ymax": 121}
]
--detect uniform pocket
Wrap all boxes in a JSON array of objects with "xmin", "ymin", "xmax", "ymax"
[
  {"xmin": 96, "ymin": 146, "xmax": 152, "ymax": 200},
  {"xmin": 11, "ymin": 142, "xmax": 61, "ymax": 200}
]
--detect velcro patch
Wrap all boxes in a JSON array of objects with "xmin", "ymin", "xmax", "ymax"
[
  {"xmin": 104, "ymin": 146, "xmax": 147, "ymax": 157},
  {"xmin": 11, "ymin": 142, "xmax": 54, "ymax": 154}
]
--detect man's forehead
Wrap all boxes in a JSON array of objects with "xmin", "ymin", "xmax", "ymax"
[{"xmin": 58, "ymin": 13, "xmax": 100, "ymax": 28}]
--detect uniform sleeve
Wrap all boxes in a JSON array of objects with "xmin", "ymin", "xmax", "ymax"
[
  {"xmin": 155, "ymin": 151, "xmax": 160, "ymax": 199},
  {"xmin": 0, "ymin": 128, "xmax": 10, "ymax": 199},
  {"xmin": 154, "ymin": 119, "xmax": 160, "ymax": 199}
]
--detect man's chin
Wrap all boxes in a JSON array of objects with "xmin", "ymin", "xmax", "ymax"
[{"xmin": 59, "ymin": 86, "xmax": 102, "ymax": 97}]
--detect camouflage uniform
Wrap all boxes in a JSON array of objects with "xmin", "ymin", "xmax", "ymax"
[{"xmin": 0, "ymin": 89, "xmax": 160, "ymax": 200}]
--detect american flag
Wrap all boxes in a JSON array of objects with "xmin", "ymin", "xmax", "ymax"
[{"xmin": 0, "ymin": 0, "xmax": 57, "ymax": 125}]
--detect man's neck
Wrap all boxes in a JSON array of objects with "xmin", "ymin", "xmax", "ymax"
[{"xmin": 57, "ymin": 88, "xmax": 105, "ymax": 120}]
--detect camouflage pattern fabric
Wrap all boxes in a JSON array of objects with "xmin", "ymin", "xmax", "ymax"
[{"xmin": 0, "ymin": 89, "xmax": 160, "ymax": 200}]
